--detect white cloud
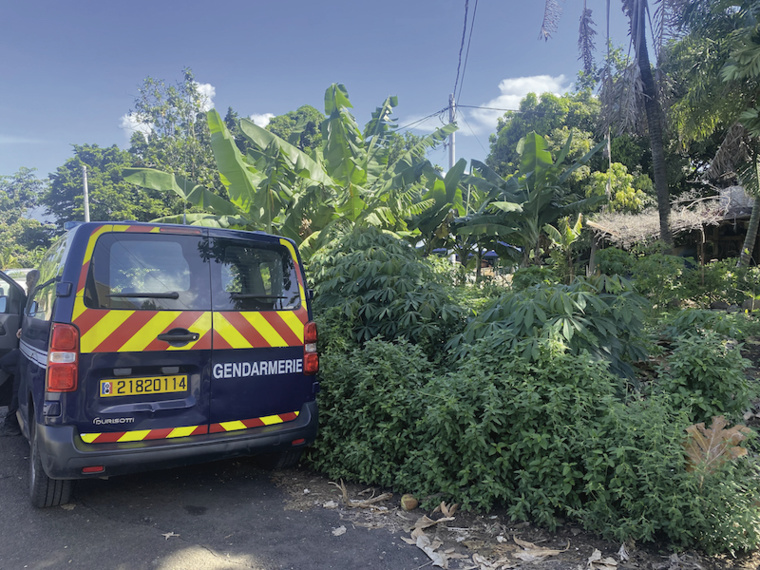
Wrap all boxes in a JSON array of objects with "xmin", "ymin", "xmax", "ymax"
[
  {"xmin": 120, "ymin": 113, "xmax": 153, "ymax": 142},
  {"xmin": 465, "ymin": 74, "xmax": 572, "ymax": 136},
  {"xmin": 249, "ymin": 113, "xmax": 275, "ymax": 127},
  {"xmin": 194, "ymin": 82, "xmax": 215, "ymax": 112},
  {"xmin": 401, "ymin": 75, "xmax": 573, "ymax": 140}
]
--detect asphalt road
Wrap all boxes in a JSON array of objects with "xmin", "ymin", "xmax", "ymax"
[{"xmin": 0, "ymin": 412, "xmax": 423, "ymax": 570}]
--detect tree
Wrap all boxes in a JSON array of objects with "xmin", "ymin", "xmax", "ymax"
[
  {"xmin": 667, "ymin": 0, "xmax": 760, "ymax": 265},
  {"xmin": 44, "ymin": 144, "xmax": 172, "ymax": 225},
  {"xmin": 585, "ymin": 162, "xmax": 653, "ymax": 213},
  {"xmin": 266, "ymin": 105, "xmax": 324, "ymax": 152},
  {"xmin": 125, "ymin": 84, "xmax": 456, "ymax": 251},
  {"xmin": 126, "ymin": 68, "xmax": 223, "ymax": 197},
  {"xmin": 0, "ymin": 168, "xmax": 53, "ymax": 267},
  {"xmin": 542, "ymin": 0, "xmax": 674, "ymax": 246},
  {"xmin": 486, "ymin": 91, "xmax": 600, "ymax": 177}
]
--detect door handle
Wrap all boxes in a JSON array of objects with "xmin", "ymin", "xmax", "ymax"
[{"xmin": 157, "ymin": 328, "xmax": 200, "ymax": 346}]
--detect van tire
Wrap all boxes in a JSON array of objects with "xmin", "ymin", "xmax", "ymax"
[
  {"xmin": 256, "ymin": 448, "xmax": 303, "ymax": 470},
  {"xmin": 29, "ymin": 420, "xmax": 73, "ymax": 508}
]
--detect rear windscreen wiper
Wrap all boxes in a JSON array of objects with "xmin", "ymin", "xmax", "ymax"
[
  {"xmin": 109, "ymin": 292, "xmax": 180, "ymax": 299},
  {"xmin": 229, "ymin": 293, "xmax": 287, "ymax": 300}
]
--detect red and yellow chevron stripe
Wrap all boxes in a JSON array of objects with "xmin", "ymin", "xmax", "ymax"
[
  {"xmin": 80, "ymin": 411, "xmax": 299, "ymax": 444},
  {"xmin": 213, "ymin": 309, "xmax": 307, "ymax": 349},
  {"xmin": 80, "ymin": 424, "xmax": 208, "ymax": 444},
  {"xmin": 210, "ymin": 411, "xmax": 299, "ymax": 433}
]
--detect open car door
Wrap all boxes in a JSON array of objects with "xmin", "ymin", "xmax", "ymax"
[{"xmin": 0, "ymin": 270, "xmax": 26, "ymax": 404}]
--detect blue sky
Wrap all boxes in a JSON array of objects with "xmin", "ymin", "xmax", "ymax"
[{"xmin": 0, "ymin": 1, "xmax": 630, "ymax": 179}]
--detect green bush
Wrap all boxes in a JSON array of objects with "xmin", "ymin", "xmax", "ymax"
[
  {"xmin": 653, "ymin": 330, "xmax": 751, "ymax": 424},
  {"xmin": 693, "ymin": 259, "xmax": 760, "ymax": 307},
  {"xmin": 659, "ymin": 308, "xmax": 760, "ymax": 342},
  {"xmin": 308, "ymin": 335, "xmax": 759, "ymax": 552},
  {"xmin": 307, "ymin": 339, "xmax": 433, "ymax": 487},
  {"xmin": 307, "ymin": 227, "xmax": 466, "ymax": 360},
  {"xmin": 446, "ymin": 275, "xmax": 649, "ymax": 381},
  {"xmin": 510, "ymin": 265, "xmax": 559, "ymax": 290},
  {"xmin": 396, "ymin": 347, "xmax": 619, "ymax": 529},
  {"xmin": 596, "ymin": 246, "xmax": 635, "ymax": 277},
  {"xmin": 576, "ymin": 395, "xmax": 760, "ymax": 553}
]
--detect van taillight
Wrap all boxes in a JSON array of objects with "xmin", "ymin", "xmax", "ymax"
[
  {"xmin": 46, "ymin": 323, "xmax": 79, "ymax": 392},
  {"xmin": 303, "ymin": 321, "xmax": 318, "ymax": 375}
]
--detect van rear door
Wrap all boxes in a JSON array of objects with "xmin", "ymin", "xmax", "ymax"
[
  {"xmin": 207, "ymin": 233, "xmax": 311, "ymax": 434},
  {"xmin": 73, "ymin": 225, "xmax": 213, "ymax": 442}
]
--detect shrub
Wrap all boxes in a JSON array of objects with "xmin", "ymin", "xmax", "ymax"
[
  {"xmin": 510, "ymin": 265, "xmax": 559, "ymax": 290},
  {"xmin": 694, "ymin": 259, "xmax": 760, "ymax": 307},
  {"xmin": 653, "ymin": 330, "xmax": 751, "ymax": 424},
  {"xmin": 307, "ymin": 339, "xmax": 433, "ymax": 487},
  {"xmin": 659, "ymin": 308, "xmax": 760, "ymax": 342},
  {"xmin": 595, "ymin": 246, "xmax": 635, "ymax": 277},
  {"xmin": 446, "ymin": 275, "xmax": 649, "ymax": 381},
  {"xmin": 307, "ymin": 227, "xmax": 466, "ymax": 360},
  {"xmin": 576, "ymin": 396, "xmax": 760, "ymax": 553},
  {"xmin": 395, "ymin": 347, "xmax": 620, "ymax": 529}
]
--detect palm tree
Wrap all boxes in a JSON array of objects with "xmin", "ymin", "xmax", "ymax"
[{"xmin": 542, "ymin": 0, "xmax": 674, "ymax": 246}]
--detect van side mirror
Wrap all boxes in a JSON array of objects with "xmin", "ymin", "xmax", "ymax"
[{"xmin": 0, "ymin": 296, "xmax": 6, "ymax": 314}]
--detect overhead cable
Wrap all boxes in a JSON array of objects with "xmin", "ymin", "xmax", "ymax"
[
  {"xmin": 451, "ymin": 0, "xmax": 470, "ymax": 105},
  {"xmin": 456, "ymin": 0, "xmax": 479, "ymax": 106}
]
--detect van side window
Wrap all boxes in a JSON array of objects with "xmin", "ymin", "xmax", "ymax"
[
  {"xmin": 84, "ymin": 233, "xmax": 210, "ymax": 311},
  {"xmin": 26, "ymin": 237, "xmax": 67, "ymax": 321},
  {"xmin": 210, "ymin": 239, "xmax": 301, "ymax": 312}
]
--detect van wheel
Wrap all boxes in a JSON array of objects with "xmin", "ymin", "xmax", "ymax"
[
  {"xmin": 29, "ymin": 420, "xmax": 73, "ymax": 508},
  {"xmin": 256, "ymin": 448, "xmax": 303, "ymax": 470}
]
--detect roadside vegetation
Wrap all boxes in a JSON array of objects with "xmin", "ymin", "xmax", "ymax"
[
  {"xmin": 307, "ymin": 227, "xmax": 760, "ymax": 555},
  {"xmin": 4, "ymin": 0, "xmax": 760, "ymax": 557}
]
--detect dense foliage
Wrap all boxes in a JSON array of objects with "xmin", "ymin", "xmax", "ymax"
[
  {"xmin": 306, "ymin": 228, "xmax": 760, "ymax": 554},
  {"xmin": 0, "ymin": 168, "xmax": 54, "ymax": 267},
  {"xmin": 307, "ymin": 227, "xmax": 465, "ymax": 360}
]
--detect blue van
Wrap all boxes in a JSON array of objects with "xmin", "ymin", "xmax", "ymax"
[{"xmin": 9, "ymin": 222, "xmax": 319, "ymax": 507}]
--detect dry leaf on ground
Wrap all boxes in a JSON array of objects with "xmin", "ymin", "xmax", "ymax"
[
  {"xmin": 328, "ymin": 480, "xmax": 392, "ymax": 508},
  {"xmin": 587, "ymin": 548, "xmax": 618, "ymax": 569},
  {"xmin": 512, "ymin": 536, "xmax": 569, "ymax": 562},
  {"xmin": 685, "ymin": 416, "xmax": 751, "ymax": 475},
  {"xmin": 331, "ymin": 525, "xmax": 347, "ymax": 536}
]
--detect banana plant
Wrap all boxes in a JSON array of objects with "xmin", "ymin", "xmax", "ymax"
[
  {"xmin": 545, "ymin": 213, "xmax": 584, "ymax": 282},
  {"xmin": 456, "ymin": 131, "xmax": 605, "ymax": 266},
  {"xmin": 125, "ymin": 84, "xmax": 456, "ymax": 250}
]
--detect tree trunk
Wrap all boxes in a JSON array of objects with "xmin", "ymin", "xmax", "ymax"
[
  {"xmin": 738, "ymin": 159, "xmax": 760, "ymax": 266},
  {"xmin": 629, "ymin": 0, "xmax": 672, "ymax": 247}
]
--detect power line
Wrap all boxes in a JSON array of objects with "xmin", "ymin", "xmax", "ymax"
[
  {"xmin": 452, "ymin": 0, "xmax": 469, "ymax": 100},
  {"xmin": 457, "ymin": 104, "xmax": 520, "ymax": 112},
  {"xmin": 456, "ymin": 0, "xmax": 478, "ymax": 106},
  {"xmin": 397, "ymin": 107, "xmax": 449, "ymax": 131}
]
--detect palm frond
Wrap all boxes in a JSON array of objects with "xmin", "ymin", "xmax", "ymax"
[
  {"xmin": 706, "ymin": 123, "xmax": 752, "ymax": 180},
  {"xmin": 578, "ymin": 7, "xmax": 597, "ymax": 75},
  {"xmin": 540, "ymin": 0, "xmax": 563, "ymax": 40}
]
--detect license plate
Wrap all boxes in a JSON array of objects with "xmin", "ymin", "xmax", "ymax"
[{"xmin": 100, "ymin": 375, "xmax": 188, "ymax": 397}]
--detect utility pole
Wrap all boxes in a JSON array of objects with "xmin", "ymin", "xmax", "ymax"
[
  {"xmin": 82, "ymin": 165, "xmax": 90, "ymax": 222},
  {"xmin": 448, "ymin": 93, "xmax": 456, "ymax": 170}
]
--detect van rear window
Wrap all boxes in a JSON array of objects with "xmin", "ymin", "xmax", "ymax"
[
  {"xmin": 210, "ymin": 238, "xmax": 301, "ymax": 312},
  {"xmin": 84, "ymin": 233, "xmax": 210, "ymax": 311}
]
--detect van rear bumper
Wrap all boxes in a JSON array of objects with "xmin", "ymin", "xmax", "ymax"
[{"xmin": 35, "ymin": 400, "xmax": 318, "ymax": 480}]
